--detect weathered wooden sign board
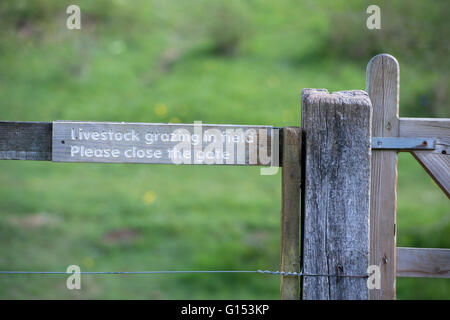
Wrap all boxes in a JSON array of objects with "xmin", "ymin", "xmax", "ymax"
[{"xmin": 52, "ymin": 121, "xmax": 278, "ymax": 166}]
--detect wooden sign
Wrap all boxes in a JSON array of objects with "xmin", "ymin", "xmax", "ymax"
[{"xmin": 52, "ymin": 121, "xmax": 279, "ymax": 166}]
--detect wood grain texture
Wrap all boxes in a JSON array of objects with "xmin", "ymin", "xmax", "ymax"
[
  {"xmin": 280, "ymin": 127, "xmax": 301, "ymax": 300},
  {"xmin": 397, "ymin": 247, "xmax": 450, "ymax": 278},
  {"xmin": 0, "ymin": 121, "xmax": 283, "ymax": 165},
  {"xmin": 366, "ymin": 54, "xmax": 400, "ymax": 300},
  {"xmin": 399, "ymin": 118, "xmax": 450, "ymax": 154},
  {"xmin": 399, "ymin": 117, "xmax": 450, "ymax": 197},
  {"xmin": 0, "ymin": 121, "xmax": 52, "ymax": 160},
  {"xmin": 52, "ymin": 121, "xmax": 279, "ymax": 166},
  {"xmin": 411, "ymin": 152, "xmax": 449, "ymax": 197},
  {"xmin": 301, "ymin": 89, "xmax": 372, "ymax": 300}
]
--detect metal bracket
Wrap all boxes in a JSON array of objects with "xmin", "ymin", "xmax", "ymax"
[{"xmin": 372, "ymin": 137, "xmax": 436, "ymax": 150}]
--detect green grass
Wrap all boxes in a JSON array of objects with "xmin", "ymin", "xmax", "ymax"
[
  {"xmin": 0, "ymin": 0, "xmax": 448, "ymax": 299},
  {"xmin": 0, "ymin": 163, "xmax": 282, "ymax": 299}
]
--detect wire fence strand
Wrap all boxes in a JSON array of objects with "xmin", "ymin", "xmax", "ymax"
[{"xmin": 0, "ymin": 269, "xmax": 368, "ymax": 278}]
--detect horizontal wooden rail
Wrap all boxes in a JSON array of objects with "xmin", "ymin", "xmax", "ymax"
[
  {"xmin": 0, "ymin": 121, "xmax": 281, "ymax": 166},
  {"xmin": 2, "ymin": 120, "xmax": 449, "ymax": 163},
  {"xmin": 0, "ymin": 121, "xmax": 52, "ymax": 161},
  {"xmin": 399, "ymin": 117, "xmax": 449, "ymax": 154},
  {"xmin": 397, "ymin": 247, "xmax": 450, "ymax": 278}
]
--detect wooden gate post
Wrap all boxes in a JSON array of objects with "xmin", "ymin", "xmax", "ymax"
[
  {"xmin": 366, "ymin": 54, "xmax": 400, "ymax": 299},
  {"xmin": 280, "ymin": 127, "xmax": 302, "ymax": 299},
  {"xmin": 301, "ymin": 89, "xmax": 372, "ymax": 299}
]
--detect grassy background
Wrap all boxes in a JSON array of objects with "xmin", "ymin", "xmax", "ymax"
[{"xmin": 0, "ymin": 0, "xmax": 448, "ymax": 299}]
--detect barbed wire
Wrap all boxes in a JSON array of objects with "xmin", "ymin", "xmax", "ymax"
[{"xmin": 0, "ymin": 269, "xmax": 368, "ymax": 278}]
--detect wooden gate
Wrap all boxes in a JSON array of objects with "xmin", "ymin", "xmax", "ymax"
[{"xmin": 0, "ymin": 54, "xmax": 448, "ymax": 299}]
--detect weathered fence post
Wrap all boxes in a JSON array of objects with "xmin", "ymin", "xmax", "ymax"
[
  {"xmin": 301, "ymin": 89, "xmax": 372, "ymax": 300},
  {"xmin": 366, "ymin": 54, "xmax": 400, "ymax": 299},
  {"xmin": 280, "ymin": 127, "xmax": 301, "ymax": 299}
]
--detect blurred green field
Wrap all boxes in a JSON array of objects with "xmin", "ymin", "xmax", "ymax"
[{"xmin": 0, "ymin": 0, "xmax": 448, "ymax": 299}]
